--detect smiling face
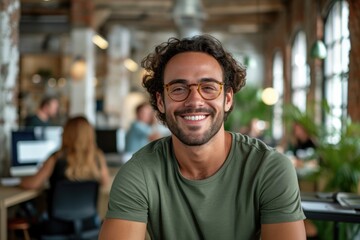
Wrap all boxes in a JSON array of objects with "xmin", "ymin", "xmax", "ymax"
[{"xmin": 157, "ymin": 52, "xmax": 233, "ymax": 146}]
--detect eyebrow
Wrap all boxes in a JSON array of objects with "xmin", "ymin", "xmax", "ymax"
[{"xmin": 166, "ymin": 78, "xmax": 221, "ymax": 85}]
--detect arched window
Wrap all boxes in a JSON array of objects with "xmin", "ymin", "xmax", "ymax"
[
  {"xmin": 324, "ymin": 1, "xmax": 350, "ymax": 138},
  {"xmin": 272, "ymin": 51, "xmax": 284, "ymax": 141},
  {"xmin": 291, "ymin": 31, "xmax": 309, "ymax": 112}
]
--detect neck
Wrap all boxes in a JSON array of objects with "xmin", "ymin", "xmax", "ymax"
[{"xmin": 173, "ymin": 131, "xmax": 232, "ymax": 180}]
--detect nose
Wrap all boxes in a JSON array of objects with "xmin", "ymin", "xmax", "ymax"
[{"xmin": 184, "ymin": 85, "xmax": 204, "ymax": 106}]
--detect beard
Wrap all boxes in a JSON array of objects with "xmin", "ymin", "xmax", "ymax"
[{"xmin": 165, "ymin": 106, "xmax": 225, "ymax": 146}]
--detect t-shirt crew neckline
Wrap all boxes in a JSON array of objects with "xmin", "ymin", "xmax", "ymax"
[{"xmin": 172, "ymin": 132, "xmax": 235, "ymax": 185}]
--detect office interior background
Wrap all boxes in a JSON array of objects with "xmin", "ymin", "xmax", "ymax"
[{"xmin": 0, "ymin": 0, "xmax": 359, "ymax": 179}]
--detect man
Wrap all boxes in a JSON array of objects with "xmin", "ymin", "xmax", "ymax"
[
  {"xmin": 125, "ymin": 102, "xmax": 161, "ymax": 154},
  {"xmin": 99, "ymin": 35, "xmax": 306, "ymax": 240},
  {"xmin": 25, "ymin": 96, "xmax": 59, "ymax": 127}
]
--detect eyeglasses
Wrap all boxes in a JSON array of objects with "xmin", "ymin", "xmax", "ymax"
[{"xmin": 164, "ymin": 80, "xmax": 224, "ymax": 102}]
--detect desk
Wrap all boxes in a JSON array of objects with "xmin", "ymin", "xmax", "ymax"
[
  {"xmin": 301, "ymin": 192, "xmax": 360, "ymax": 240},
  {"xmin": 0, "ymin": 186, "xmax": 42, "ymax": 240},
  {"xmin": 0, "ymin": 167, "xmax": 119, "ymax": 240}
]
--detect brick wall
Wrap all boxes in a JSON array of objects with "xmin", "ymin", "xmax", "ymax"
[{"xmin": 348, "ymin": 0, "xmax": 360, "ymax": 121}]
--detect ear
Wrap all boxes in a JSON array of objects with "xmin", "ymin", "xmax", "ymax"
[
  {"xmin": 156, "ymin": 92, "xmax": 165, "ymax": 113},
  {"xmin": 224, "ymin": 88, "xmax": 233, "ymax": 112}
]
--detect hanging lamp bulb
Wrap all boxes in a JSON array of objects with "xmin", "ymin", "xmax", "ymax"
[
  {"xmin": 310, "ymin": 40, "xmax": 327, "ymax": 59},
  {"xmin": 172, "ymin": 0, "xmax": 206, "ymax": 38}
]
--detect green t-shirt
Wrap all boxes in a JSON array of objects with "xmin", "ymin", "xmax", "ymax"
[{"xmin": 106, "ymin": 132, "xmax": 305, "ymax": 239}]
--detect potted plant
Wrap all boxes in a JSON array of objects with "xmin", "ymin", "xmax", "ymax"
[
  {"xmin": 316, "ymin": 120, "xmax": 360, "ymax": 193},
  {"xmin": 283, "ymin": 103, "xmax": 360, "ymax": 239}
]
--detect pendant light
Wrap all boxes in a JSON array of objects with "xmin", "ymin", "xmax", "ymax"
[
  {"xmin": 310, "ymin": 40, "xmax": 327, "ymax": 59},
  {"xmin": 310, "ymin": 0, "xmax": 327, "ymax": 60}
]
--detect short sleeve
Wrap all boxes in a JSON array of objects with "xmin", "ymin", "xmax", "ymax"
[
  {"xmin": 258, "ymin": 151, "xmax": 306, "ymax": 224},
  {"xmin": 105, "ymin": 159, "xmax": 149, "ymax": 223}
]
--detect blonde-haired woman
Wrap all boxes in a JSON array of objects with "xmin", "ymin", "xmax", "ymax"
[
  {"xmin": 21, "ymin": 115, "xmax": 110, "ymax": 188},
  {"xmin": 20, "ymin": 116, "xmax": 109, "ymax": 237}
]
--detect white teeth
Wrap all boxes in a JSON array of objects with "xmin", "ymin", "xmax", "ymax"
[{"xmin": 184, "ymin": 115, "xmax": 206, "ymax": 121}]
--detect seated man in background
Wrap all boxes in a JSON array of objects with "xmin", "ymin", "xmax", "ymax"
[
  {"xmin": 25, "ymin": 95, "xmax": 59, "ymax": 127},
  {"xmin": 125, "ymin": 102, "xmax": 162, "ymax": 155}
]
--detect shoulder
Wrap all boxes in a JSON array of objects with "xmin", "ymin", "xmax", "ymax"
[
  {"xmin": 114, "ymin": 137, "xmax": 172, "ymax": 181},
  {"xmin": 231, "ymin": 133, "xmax": 273, "ymax": 151},
  {"xmin": 25, "ymin": 115, "xmax": 37, "ymax": 124},
  {"xmin": 230, "ymin": 132, "xmax": 291, "ymax": 168},
  {"xmin": 43, "ymin": 153, "xmax": 58, "ymax": 168},
  {"xmin": 232, "ymin": 133, "xmax": 297, "ymax": 186},
  {"xmin": 51, "ymin": 150, "xmax": 65, "ymax": 160},
  {"xmin": 131, "ymin": 121, "xmax": 150, "ymax": 129},
  {"xmin": 231, "ymin": 132, "xmax": 278, "ymax": 155},
  {"xmin": 125, "ymin": 136, "xmax": 172, "ymax": 168},
  {"xmin": 49, "ymin": 151, "xmax": 66, "ymax": 167},
  {"xmin": 25, "ymin": 115, "xmax": 47, "ymax": 126}
]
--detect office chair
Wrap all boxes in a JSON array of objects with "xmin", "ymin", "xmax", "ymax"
[{"xmin": 40, "ymin": 180, "xmax": 100, "ymax": 240}]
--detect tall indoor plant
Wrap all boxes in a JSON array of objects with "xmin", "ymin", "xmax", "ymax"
[
  {"xmin": 284, "ymin": 103, "xmax": 360, "ymax": 240},
  {"xmin": 283, "ymin": 103, "xmax": 360, "ymax": 192},
  {"xmin": 316, "ymin": 120, "xmax": 360, "ymax": 193}
]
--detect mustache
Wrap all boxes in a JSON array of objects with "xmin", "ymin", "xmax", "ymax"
[{"xmin": 175, "ymin": 108, "xmax": 214, "ymax": 116}]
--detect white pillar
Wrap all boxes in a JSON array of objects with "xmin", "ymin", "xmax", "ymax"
[
  {"xmin": 0, "ymin": 0, "xmax": 20, "ymax": 176},
  {"xmin": 104, "ymin": 26, "xmax": 131, "ymax": 127},
  {"xmin": 69, "ymin": 28, "xmax": 96, "ymax": 124}
]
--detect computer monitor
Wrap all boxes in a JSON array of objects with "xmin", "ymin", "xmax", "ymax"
[
  {"xmin": 95, "ymin": 128, "xmax": 124, "ymax": 154},
  {"xmin": 10, "ymin": 127, "xmax": 63, "ymax": 177}
]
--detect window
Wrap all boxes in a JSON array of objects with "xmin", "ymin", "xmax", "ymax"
[
  {"xmin": 272, "ymin": 51, "xmax": 284, "ymax": 141},
  {"xmin": 324, "ymin": 0, "xmax": 350, "ymax": 138},
  {"xmin": 291, "ymin": 31, "xmax": 309, "ymax": 113}
]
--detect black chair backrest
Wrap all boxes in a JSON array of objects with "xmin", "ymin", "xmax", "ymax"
[
  {"xmin": 41, "ymin": 180, "xmax": 100, "ymax": 240},
  {"xmin": 51, "ymin": 180, "xmax": 99, "ymax": 221}
]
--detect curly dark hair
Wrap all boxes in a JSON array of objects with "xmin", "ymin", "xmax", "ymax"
[{"xmin": 141, "ymin": 34, "xmax": 246, "ymax": 124}]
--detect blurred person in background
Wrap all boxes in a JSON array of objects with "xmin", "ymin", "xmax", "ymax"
[
  {"xmin": 287, "ymin": 122, "xmax": 318, "ymax": 174},
  {"xmin": 124, "ymin": 102, "xmax": 162, "ymax": 155},
  {"xmin": 286, "ymin": 121, "xmax": 319, "ymax": 239},
  {"xmin": 20, "ymin": 116, "xmax": 110, "ymax": 237},
  {"xmin": 240, "ymin": 118, "xmax": 275, "ymax": 147},
  {"xmin": 240, "ymin": 118, "xmax": 268, "ymax": 139},
  {"xmin": 24, "ymin": 95, "xmax": 59, "ymax": 127},
  {"xmin": 21, "ymin": 115, "xmax": 110, "ymax": 188}
]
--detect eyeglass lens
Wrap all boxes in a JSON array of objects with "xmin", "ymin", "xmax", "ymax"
[{"xmin": 166, "ymin": 81, "xmax": 223, "ymax": 102}]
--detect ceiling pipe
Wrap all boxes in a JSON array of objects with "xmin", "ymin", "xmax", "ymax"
[{"xmin": 172, "ymin": 0, "xmax": 206, "ymax": 38}]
